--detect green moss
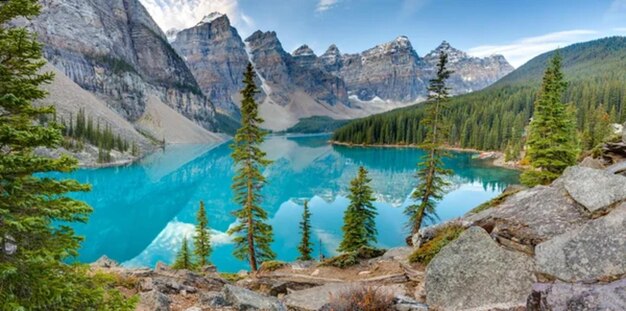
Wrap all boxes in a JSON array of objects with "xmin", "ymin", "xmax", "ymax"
[
  {"xmin": 467, "ymin": 187, "xmax": 522, "ymax": 215},
  {"xmin": 219, "ymin": 273, "xmax": 246, "ymax": 283},
  {"xmin": 408, "ymin": 224, "xmax": 465, "ymax": 265},
  {"xmin": 259, "ymin": 260, "xmax": 287, "ymax": 272},
  {"xmin": 321, "ymin": 246, "xmax": 386, "ymax": 269}
]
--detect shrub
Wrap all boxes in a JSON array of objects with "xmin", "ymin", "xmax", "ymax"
[
  {"xmin": 322, "ymin": 246, "xmax": 386, "ymax": 269},
  {"xmin": 219, "ymin": 273, "xmax": 246, "ymax": 283},
  {"xmin": 408, "ymin": 224, "xmax": 465, "ymax": 265},
  {"xmin": 259, "ymin": 260, "xmax": 287, "ymax": 272},
  {"xmin": 327, "ymin": 286, "xmax": 394, "ymax": 310}
]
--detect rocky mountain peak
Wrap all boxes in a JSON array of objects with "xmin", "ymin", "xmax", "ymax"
[
  {"xmin": 323, "ymin": 44, "xmax": 341, "ymax": 57},
  {"xmin": 364, "ymin": 35, "xmax": 416, "ymax": 57},
  {"xmin": 246, "ymin": 30, "xmax": 283, "ymax": 51},
  {"xmin": 426, "ymin": 40, "xmax": 468, "ymax": 64},
  {"xmin": 198, "ymin": 12, "xmax": 226, "ymax": 26},
  {"xmin": 292, "ymin": 44, "xmax": 316, "ymax": 57}
]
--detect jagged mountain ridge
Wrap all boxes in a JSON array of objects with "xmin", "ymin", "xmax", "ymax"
[
  {"xmin": 171, "ymin": 13, "xmax": 513, "ymax": 130},
  {"xmin": 29, "ymin": 0, "xmax": 220, "ymax": 134}
]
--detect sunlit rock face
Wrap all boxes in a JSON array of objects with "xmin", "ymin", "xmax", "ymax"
[
  {"xmin": 172, "ymin": 14, "xmax": 248, "ymax": 116},
  {"xmin": 29, "ymin": 0, "xmax": 217, "ymax": 130}
]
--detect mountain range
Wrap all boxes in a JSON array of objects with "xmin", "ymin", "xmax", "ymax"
[{"xmin": 28, "ymin": 1, "xmax": 513, "ymax": 141}]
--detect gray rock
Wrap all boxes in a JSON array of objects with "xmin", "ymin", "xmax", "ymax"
[
  {"xmin": 425, "ymin": 227, "xmax": 536, "ymax": 311},
  {"xmin": 535, "ymin": 203, "xmax": 626, "ymax": 282},
  {"xmin": 527, "ymin": 279, "xmax": 626, "ymax": 311},
  {"xmin": 394, "ymin": 296, "xmax": 429, "ymax": 311},
  {"xmin": 382, "ymin": 247, "xmax": 413, "ymax": 261},
  {"xmin": 579, "ymin": 156, "xmax": 605, "ymax": 169},
  {"xmin": 467, "ymin": 186, "xmax": 588, "ymax": 246},
  {"xmin": 222, "ymin": 284, "xmax": 286, "ymax": 310},
  {"xmin": 623, "ymin": 122, "xmax": 626, "ymax": 143},
  {"xmin": 198, "ymin": 291, "xmax": 230, "ymax": 308},
  {"xmin": 138, "ymin": 290, "xmax": 171, "ymax": 311},
  {"xmin": 92, "ymin": 255, "xmax": 119, "ymax": 268},
  {"xmin": 560, "ymin": 166, "xmax": 626, "ymax": 213}
]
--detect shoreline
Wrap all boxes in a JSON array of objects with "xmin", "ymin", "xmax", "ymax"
[{"xmin": 329, "ymin": 140, "xmax": 522, "ymax": 170}]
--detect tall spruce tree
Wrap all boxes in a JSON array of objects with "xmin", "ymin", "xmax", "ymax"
[
  {"xmin": 338, "ymin": 166, "xmax": 378, "ymax": 252},
  {"xmin": 172, "ymin": 237, "xmax": 194, "ymax": 270},
  {"xmin": 193, "ymin": 201, "xmax": 212, "ymax": 267},
  {"xmin": 297, "ymin": 200, "xmax": 313, "ymax": 261},
  {"xmin": 0, "ymin": 1, "xmax": 134, "ymax": 309},
  {"xmin": 227, "ymin": 63, "xmax": 275, "ymax": 272},
  {"xmin": 521, "ymin": 53, "xmax": 579, "ymax": 186},
  {"xmin": 405, "ymin": 51, "xmax": 453, "ymax": 235}
]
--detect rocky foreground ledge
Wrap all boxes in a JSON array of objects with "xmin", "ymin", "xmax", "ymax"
[{"xmin": 94, "ymin": 137, "xmax": 626, "ymax": 311}]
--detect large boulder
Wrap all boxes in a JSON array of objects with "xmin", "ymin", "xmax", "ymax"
[
  {"xmin": 467, "ymin": 186, "xmax": 587, "ymax": 247},
  {"xmin": 425, "ymin": 227, "xmax": 536, "ymax": 310},
  {"xmin": 222, "ymin": 284, "xmax": 286, "ymax": 310},
  {"xmin": 559, "ymin": 166, "xmax": 626, "ymax": 213},
  {"xmin": 527, "ymin": 279, "xmax": 626, "ymax": 311},
  {"xmin": 535, "ymin": 203, "xmax": 626, "ymax": 282}
]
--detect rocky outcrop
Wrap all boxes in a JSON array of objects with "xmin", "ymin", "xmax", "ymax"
[
  {"xmin": 527, "ymin": 279, "xmax": 626, "ymax": 310},
  {"xmin": 425, "ymin": 227, "xmax": 536, "ymax": 310},
  {"xmin": 559, "ymin": 166, "xmax": 626, "ymax": 213},
  {"xmin": 222, "ymin": 284, "xmax": 286, "ymax": 310},
  {"xmin": 171, "ymin": 14, "xmax": 247, "ymax": 116},
  {"xmin": 535, "ymin": 203, "xmax": 626, "ymax": 282},
  {"xmin": 30, "ymin": 0, "xmax": 217, "ymax": 131}
]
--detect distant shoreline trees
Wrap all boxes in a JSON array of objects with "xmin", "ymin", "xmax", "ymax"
[
  {"xmin": 405, "ymin": 51, "xmax": 453, "ymax": 236},
  {"xmin": 228, "ymin": 63, "xmax": 275, "ymax": 272}
]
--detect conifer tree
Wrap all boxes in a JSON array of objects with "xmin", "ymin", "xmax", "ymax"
[
  {"xmin": 297, "ymin": 200, "xmax": 313, "ymax": 261},
  {"xmin": 521, "ymin": 53, "xmax": 579, "ymax": 186},
  {"xmin": 193, "ymin": 201, "xmax": 212, "ymax": 267},
  {"xmin": 227, "ymin": 63, "xmax": 275, "ymax": 272},
  {"xmin": 172, "ymin": 237, "xmax": 194, "ymax": 270},
  {"xmin": 338, "ymin": 166, "xmax": 378, "ymax": 252},
  {"xmin": 405, "ymin": 51, "xmax": 453, "ymax": 235},
  {"xmin": 0, "ymin": 1, "xmax": 133, "ymax": 309}
]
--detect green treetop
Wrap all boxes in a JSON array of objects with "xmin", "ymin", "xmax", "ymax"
[
  {"xmin": 521, "ymin": 53, "xmax": 579, "ymax": 186},
  {"xmin": 338, "ymin": 166, "xmax": 378, "ymax": 253},
  {"xmin": 0, "ymin": 1, "xmax": 134, "ymax": 309},
  {"xmin": 227, "ymin": 63, "xmax": 275, "ymax": 272},
  {"xmin": 297, "ymin": 200, "xmax": 313, "ymax": 261},
  {"xmin": 193, "ymin": 201, "xmax": 212, "ymax": 268},
  {"xmin": 172, "ymin": 237, "xmax": 194, "ymax": 270},
  {"xmin": 405, "ymin": 51, "xmax": 453, "ymax": 236}
]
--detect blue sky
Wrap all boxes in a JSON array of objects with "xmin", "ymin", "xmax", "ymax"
[{"xmin": 140, "ymin": 0, "xmax": 626, "ymax": 67}]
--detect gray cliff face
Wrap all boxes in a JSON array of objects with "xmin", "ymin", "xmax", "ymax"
[
  {"xmin": 246, "ymin": 30, "xmax": 349, "ymax": 107},
  {"xmin": 335, "ymin": 36, "xmax": 429, "ymax": 102},
  {"xmin": 318, "ymin": 38, "xmax": 513, "ymax": 102},
  {"xmin": 30, "ymin": 0, "xmax": 216, "ymax": 130},
  {"xmin": 172, "ymin": 14, "xmax": 247, "ymax": 116},
  {"xmin": 424, "ymin": 41, "xmax": 515, "ymax": 94}
]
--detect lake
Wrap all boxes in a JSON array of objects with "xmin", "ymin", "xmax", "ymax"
[{"xmin": 54, "ymin": 134, "xmax": 519, "ymax": 272}]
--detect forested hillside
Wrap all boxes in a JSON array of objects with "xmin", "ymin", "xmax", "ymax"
[{"xmin": 332, "ymin": 37, "xmax": 626, "ymax": 152}]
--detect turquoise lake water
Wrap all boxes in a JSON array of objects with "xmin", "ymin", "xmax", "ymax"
[{"xmin": 53, "ymin": 134, "xmax": 519, "ymax": 272}]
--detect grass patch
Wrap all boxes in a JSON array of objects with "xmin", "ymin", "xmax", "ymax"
[
  {"xmin": 467, "ymin": 187, "xmax": 522, "ymax": 215},
  {"xmin": 408, "ymin": 224, "xmax": 465, "ymax": 265},
  {"xmin": 259, "ymin": 260, "xmax": 287, "ymax": 272},
  {"xmin": 321, "ymin": 246, "xmax": 386, "ymax": 269},
  {"xmin": 219, "ymin": 273, "xmax": 246, "ymax": 283},
  {"xmin": 327, "ymin": 286, "xmax": 395, "ymax": 310}
]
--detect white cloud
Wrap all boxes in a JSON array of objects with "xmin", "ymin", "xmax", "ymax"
[
  {"xmin": 139, "ymin": 0, "xmax": 254, "ymax": 34},
  {"xmin": 605, "ymin": 0, "xmax": 626, "ymax": 21},
  {"xmin": 316, "ymin": 0, "xmax": 339, "ymax": 12},
  {"xmin": 468, "ymin": 29, "xmax": 599, "ymax": 68}
]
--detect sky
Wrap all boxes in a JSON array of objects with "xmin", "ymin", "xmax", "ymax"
[{"xmin": 139, "ymin": 0, "xmax": 626, "ymax": 67}]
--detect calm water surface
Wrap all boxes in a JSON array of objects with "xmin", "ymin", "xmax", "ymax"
[{"xmin": 54, "ymin": 134, "xmax": 518, "ymax": 272}]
